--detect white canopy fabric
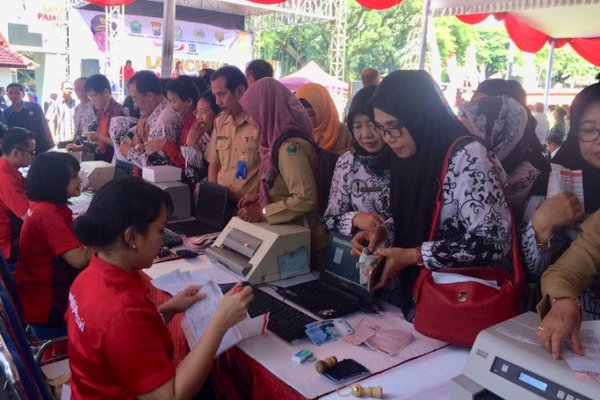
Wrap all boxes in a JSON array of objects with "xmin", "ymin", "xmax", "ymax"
[
  {"xmin": 279, "ymin": 60, "xmax": 348, "ymax": 92},
  {"xmin": 430, "ymin": 0, "xmax": 600, "ymax": 39}
]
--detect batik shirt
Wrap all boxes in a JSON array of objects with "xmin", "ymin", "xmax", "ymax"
[
  {"xmin": 127, "ymin": 98, "xmax": 182, "ymax": 167},
  {"xmin": 74, "ymin": 102, "xmax": 97, "ymax": 142},
  {"xmin": 323, "ymin": 151, "xmax": 391, "ymax": 236},
  {"xmin": 385, "ymin": 141, "xmax": 512, "ymax": 270}
]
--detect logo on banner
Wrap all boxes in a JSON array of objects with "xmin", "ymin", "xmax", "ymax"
[
  {"xmin": 174, "ymin": 26, "xmax": 183, "ymax": 40},
  {"xmin": 194, "ymin": 29, "xmax": 205, "ymax": 40},
  {"xmin": 214, "ymin": 31, "xmax": 224, "ymax": 42},
  {"xmin": 130, "ymin": 20, "xmax": 142, "ymax": 33},
  {"xmin": 188, "ymin": 43, "xmax": 197, "ymax": 54},
  {"xmin": 150, "ymin": 21, "xmax": 161, "ymax": 36}
]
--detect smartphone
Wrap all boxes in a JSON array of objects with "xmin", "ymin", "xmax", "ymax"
[
  {"xmin": 367, "ymin": 257, "xmax": 385, "ymax": 291},
  {"xmin": 322, "ymin": 359, "xmax": 369, "ymax": 383}
]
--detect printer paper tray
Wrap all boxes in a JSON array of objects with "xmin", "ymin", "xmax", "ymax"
[{"xmin": 206, "ymin": 246, "xmax": 252, "ymax": 277}]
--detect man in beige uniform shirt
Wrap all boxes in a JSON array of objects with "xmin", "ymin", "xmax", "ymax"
[
  {"xmin": 536, "ymin": 209, "xmax": 600, "ymax": 359},
  {"xmin": 205, "ymin": 66, "xmax": 260, "ymax": 202}
]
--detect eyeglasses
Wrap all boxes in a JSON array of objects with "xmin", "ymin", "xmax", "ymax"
[
  {"xmin": 577, "ymin": 127, "xmax": 600, "ymax": 142},
  {"xmin": 373, "ymin": 121, "xmax": 404, "ymax": 138},
  {"xmin": 17, "ymin": 148, "xmax": 35, "ymax": 157}
]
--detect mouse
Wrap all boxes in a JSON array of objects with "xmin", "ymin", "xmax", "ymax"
[{"xmin": 175, "ymin": 249, "xmax": 199, "ymax": 258}]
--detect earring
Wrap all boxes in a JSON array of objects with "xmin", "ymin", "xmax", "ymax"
[{"xmin": 131, "ymin": 244, "xmax": 136, "ymax": 250}]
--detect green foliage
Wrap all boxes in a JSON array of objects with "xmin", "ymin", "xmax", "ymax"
[{"xmin": 256, "ymin": 0, "xmax": 596, "ymax": 86}]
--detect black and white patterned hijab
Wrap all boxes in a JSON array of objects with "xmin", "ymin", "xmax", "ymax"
[{"xmin": 459, "ymin": 95, "xmax": 541, "ymax": 212}]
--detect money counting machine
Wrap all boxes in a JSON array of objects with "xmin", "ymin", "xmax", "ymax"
[
  {"xmin": 450, "ymin": 312, "xmax": 600, "ymax": 400},
  {"xmin": 206, "ymin": 217, "xmax": 311, "ymax": 284}
]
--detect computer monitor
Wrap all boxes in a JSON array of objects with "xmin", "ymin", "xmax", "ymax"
[
  {"xmin": 114, "ymin": 159, "xmax": 133, "ymax": 179},
  {"xmin": 80, "ymin": 161, "xmax": 115, "ymax": 190}
]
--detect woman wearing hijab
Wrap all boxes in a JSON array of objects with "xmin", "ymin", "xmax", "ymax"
[
  {"xmin": 522, "ymin": 83, "xmax": 600, "ymax": 320},
  {"xmin": 351, "ymin": 70, "xmax": 512, "ymax": 318},
  {"xmin": 296, "ymin": 83, "xmax": 351, "ymax": 155},
  {"xmin": 459, "ymin": 95, "xmax": 549, "ymax": 221},
  {"xmin": 471, "ymin": 79, "xmax": 550, "ymax": 219},
  {"xmin": 323, "ymin": 86, "xmax": 391, "ymax": 236},
  {"xmin": 236, "ymin": 78, "xmax": 328, "ymax": 265}
]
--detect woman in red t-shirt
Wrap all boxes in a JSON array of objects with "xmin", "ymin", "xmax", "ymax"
[
  {"xmin": 16, "ymin": 152, "xmax": 92, "ymax": 339},
  {"xmin": 67, "ymin": 177, "xmax": 252, "ymax": 399}
]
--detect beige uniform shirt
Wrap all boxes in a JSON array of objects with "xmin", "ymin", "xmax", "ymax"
[
  {"xmin": 537, "ymin": 210, "xmax": 600, "ymax": 317},
  {"xmin": 205, "ymin": 112, "xmax": 260, "ymax": 200},
  {"xmin": 265, "ymin": 138, "xmax": 328, "ymax": 254}
]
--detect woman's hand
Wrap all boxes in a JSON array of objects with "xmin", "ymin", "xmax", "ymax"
[
  {"xmin": 159, "ymin": 284, "xmax": 205, "ymax": 323},
  {"xmin": 186, "ymin": 120, "xmax": 203, "ymax": 147},
  {"xmin": 370, "ymin": 247, "xmax": 419, "ymax": 290},
  {"xmin": 145, "ymin": 139, "xmax": 166, "ymax": 155},
  {"xmin": 238, "ymin": 192, "xmax": 260, "ymax": 208},
  {"xmin": 213, "ymin": 285, "xmax": 254, "ymax": 331},
  {"xmin": 238, "ymin": 205, "xmax": 265, "ymax": 223},
  {"xmin": 86, "ymin": 131, "xmax": 100, "ymax": 142},
  {"xmin": 351, "ymin": 226, "xmax": 388, "ymax": 256},
  {"xmin": 536, "ymin": 298, "xmax": 583, "ymax": 359},
  {"xmin": 352, "ymin": 212, "xmax": 385, "ymax": 231},
  {"xmin": 66, "ymin": 143, "xmax": 83, "ymax": 152},
  {"xmin": 532, "ymin": 192, "xmax": 585, "ymax": 244}
]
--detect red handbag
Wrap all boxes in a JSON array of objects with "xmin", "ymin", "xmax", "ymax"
[{"xmin": 412, "ymin": 136, "xmax": 524, "ymax": 347}]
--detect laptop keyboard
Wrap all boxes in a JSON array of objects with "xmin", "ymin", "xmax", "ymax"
[
  {"xmin": 277, "ymin": 281, "xmax": 361, "ymax": 319},
  {"xmin": 219, "ymin": 284, "xmax": 316, "ymax": 342},
  {"xmin": 162, "ymin": 228, "xmax": 183, "ymax": 248},
  {"xmin": 249, "ymin": 290, "xmax": 316, "ymax": 342}
]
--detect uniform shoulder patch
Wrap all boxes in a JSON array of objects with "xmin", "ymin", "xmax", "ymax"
[{"xmin": 286, "ymin": 143, "xmax": 298, "ymax": 155}]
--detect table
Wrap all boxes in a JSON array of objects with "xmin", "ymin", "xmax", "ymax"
[{"xmin": 143, "ymin": 256, "xmax": 468, "ymax": 399}]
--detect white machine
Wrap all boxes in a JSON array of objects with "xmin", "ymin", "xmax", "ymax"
[
  {"xmin": 206, "ymin": 217, "xmax": 311, "ymax": 284},
  {"xmin": 80, "ymin": 161, "xmax": 115, "ymax": 190},
  {"xmin": 450, "ymin": 312, "xmax": 600, "ymax": 400}
]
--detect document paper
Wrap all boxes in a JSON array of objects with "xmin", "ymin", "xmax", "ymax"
[{"xmin": 151, "ymin": 269, "xmax": 265, "ymax": 355}]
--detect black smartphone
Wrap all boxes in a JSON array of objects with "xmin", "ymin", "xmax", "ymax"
[
  {"xmin": 175, "ymin": 249, "xmax": 199, "ymax": 258},
  {"xmin": 367, "ymin": 257, "xmax": 385, "ymax": 292},
  {"xmin": 322, "ymin": 359, "xmax": 369, "ymax": 383}
]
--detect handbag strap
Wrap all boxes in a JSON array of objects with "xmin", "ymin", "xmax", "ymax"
[{"xmin": 425, "ymin": 135, "xmax": 524, "ymax": 290}]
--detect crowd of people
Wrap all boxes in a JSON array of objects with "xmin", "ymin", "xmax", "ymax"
[{"xmin": 0, "ymin": 61, "xmax": 598, "ymax": 398}]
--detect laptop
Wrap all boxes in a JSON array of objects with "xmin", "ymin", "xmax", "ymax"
[
  {"xmin": 277, "ymin": 233, "xmax": 375, "ymax": 319},
  {"xmin": 114, "ymin": 159, "xmax": 134, "ymax": 179},
  {"xmin": 165, "ymin": 182, "xmax": 230, "ymax": 238}
]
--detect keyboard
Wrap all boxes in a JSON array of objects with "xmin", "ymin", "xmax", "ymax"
[
  {"xmin": 277, "ymin": 281, "xmax": 361, "ymax": 319},
  {"xmin": 219, "ymin": 284, "xmax": 316, "ymax": 342},
  {"xmin": 162, "ymin": 228, "xmax": 183, "ymax": 248},
  {"xmin": 249, "ymin": 290, "xmax": 317, "ymax": 342}
]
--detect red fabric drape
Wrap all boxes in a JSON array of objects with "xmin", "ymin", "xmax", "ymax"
[
  {"xmin": 502, "ymin": 13, "xmax": 548, "ymax": 53},
  {"xmin": 570, "ymin": 38, "xmax": 600, "ymax": 67},
  {"xmin": 456, "ymin": 13, "xmax": 488, "ymax": 24},
  {"xmin": 88, "ymin": 0, "xmax": 136, "ymax": 5},
  {"xmin": 355, "ymin": 0, "xmax": 403, "ymax": 9}
]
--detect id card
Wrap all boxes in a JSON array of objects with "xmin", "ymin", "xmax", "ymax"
[{"xmin": 235, "ymin": 159, "xmax": 247, "ymax": 179}]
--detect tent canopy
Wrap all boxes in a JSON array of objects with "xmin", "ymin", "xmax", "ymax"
[
  {"xmin": 431, "ymin": 0, "xmax": 600, "ymax": 39},
  {"xmin": 430, "ymin": 0, "xmax": 600, "ymax": 65},
  {"xmin": 280, "ymin": 60, "xmax": 348, "ymax": 93}
]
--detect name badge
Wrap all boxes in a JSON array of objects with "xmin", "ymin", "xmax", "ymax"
[
  {"xmin": 235, "ymin": 159, "xmax": 247, "ymax": 179},
  {"xmin": 360, "ymin": 186, "xmax": 382, "ymax": 193}
]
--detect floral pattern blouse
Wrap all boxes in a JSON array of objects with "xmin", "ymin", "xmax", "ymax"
[
  {"xmin": 385, "ymin": 141, "xmax": 512, "ymax": 270},
  {"xmin": 322, "ymin": 151, "xmax": 391, "ymax": 236}
]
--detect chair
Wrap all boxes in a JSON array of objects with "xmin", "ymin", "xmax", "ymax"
[{"xmin": 0, "ymin": 326, "xmax": 40, "ymax": 399}]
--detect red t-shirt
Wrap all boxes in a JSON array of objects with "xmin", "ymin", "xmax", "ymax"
[
  {"xmin": 67, "ymin": 256, "xmax": 175, "ymax": 399},
  {"xmin": 16, "ymin": 202, "xmax": 82, "ymax": 324},
  {"xmin": 0, "ymin": 158, "xmax": 28, "ymax": 259}
]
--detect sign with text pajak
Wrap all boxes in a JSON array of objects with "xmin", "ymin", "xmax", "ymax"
[{"xmin": 71, "ymin": 9, "xmax": 252, "ymax": 74}]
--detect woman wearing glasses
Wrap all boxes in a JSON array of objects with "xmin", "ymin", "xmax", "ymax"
[
  {"xmin": 524, "ymin": 83, "xmax": 600, "ymax": 321},
  {"xmin": 351, "ymin": 70, "xmax": 512, "ymax": 318},
  {"xmin": 323, "ymin": 86, "xmax": 392, "ymax": 236},
  {"xmin": 164, "ymin": 77, "xmax": 219, "ymax": 185}
]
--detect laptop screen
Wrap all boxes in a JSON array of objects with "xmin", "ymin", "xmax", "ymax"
[
  {"xmin": 321, "ymin": 233, "xmax": 374, "ymax": 303},
  {"xmin": 114, "ymin": 160, "xmax": 133, "ymax": 179},
  {"xmin": 194, "ymin": 182, "xmax": 229, "ymax": 229}
]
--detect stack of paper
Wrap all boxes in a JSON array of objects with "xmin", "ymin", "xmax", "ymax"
[
  {"xmin": 151, "ymin": 269, "xmax": 266, "ymax": 354},
  {"xmin": 548, "ymin": 163, "xmax": 585, "ymax": 210},
  {"xmin": 562, "ymin": 320, "xmax": 600, "ymax": 383}
]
